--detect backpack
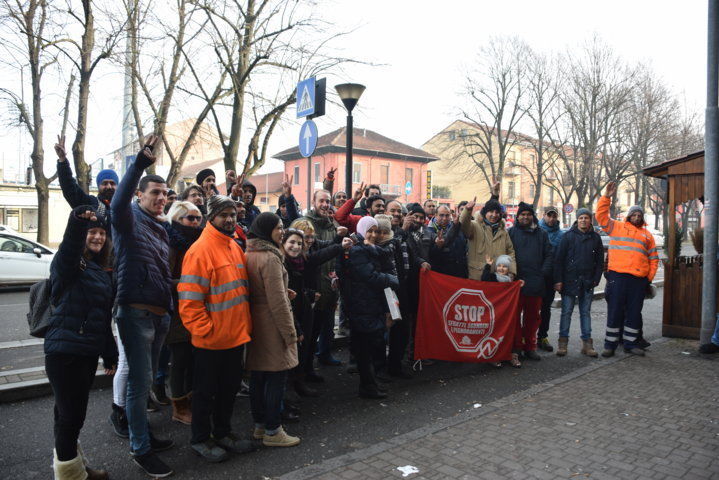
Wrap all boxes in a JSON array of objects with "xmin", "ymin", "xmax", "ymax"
[{"xmin": 27, "ymin": 278, "xmax": 55, "ymax": 338}]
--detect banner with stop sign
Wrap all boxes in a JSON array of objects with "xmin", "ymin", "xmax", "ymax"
[{"xmin": 414, "ymin": 270, "xmax": 520, "ymax": 363}]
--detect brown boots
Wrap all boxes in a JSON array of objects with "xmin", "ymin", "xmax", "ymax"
[
  {"xmin": 581, "ymin": 338, "xmax": 598, "ymax": 357},
  {"xmin": 556, "ymin": 337, "xmax": 598, "ymax": 357},
  {"xmin": 171, "ymin": 394, "xmax": 192, "ymax": 425},
  {"xmin": 556, "ymin": 337, "xmax": 569, "ymax": 356}
]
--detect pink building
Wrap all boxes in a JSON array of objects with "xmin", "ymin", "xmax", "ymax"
[{"xmin": 273, "ymin": 127, "xmax": 438, "ymax": 210}]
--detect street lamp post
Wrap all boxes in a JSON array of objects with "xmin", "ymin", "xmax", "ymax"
[{"xmin": 335, "ymin": 83, "xmax": 366, "ymax": 196}]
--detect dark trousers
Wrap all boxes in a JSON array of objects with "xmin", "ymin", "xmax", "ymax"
[
  {"xmin": 538, "ymin": 277, "xmax": 555, "ymax": 339},
  {"xmin": 191, "ymin": 345, "xmax": 244, "ymax": 444},
  {"xmin": 604, "ymin": 271, "xmax": 647, "ymax": 349},
  {"xmin": 314, "ymin": 307, "xmax": 336, "ymax": 359},
  {"xmin": 168, "ymin": 342, "xmax": 194, "ymax": 398},
  {"xmin": 351, "ymin": 329, "xmax": 385, "ymax": 390},
  {"xmin": 298, "ymin": 309, "xmax": 315, "ymax": 374},
  {"xmin": 250, "ymin": 370, "xmax": 288, "ymax": 432},
  {"xmin": 387, "ymin": 317, "xmax": 411, "ymax": 373},
  {"xmin": 45, "ymin": 353, "xmax": 98, "ymax": 461}
]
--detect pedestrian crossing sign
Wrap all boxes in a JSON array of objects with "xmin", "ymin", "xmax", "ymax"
[{"xmin": 296, "ymin": 77, "xmax": 316, "ymax": 118}]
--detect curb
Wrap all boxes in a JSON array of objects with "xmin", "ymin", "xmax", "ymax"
[
  {"xmin": 279, "ymin": 337, "xmax": 671, "ymax": 480},
  {"xmin": 0, "ymin": 370, "xmax": 113, "ymax": 404}
]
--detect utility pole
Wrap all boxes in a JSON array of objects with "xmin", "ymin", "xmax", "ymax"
[{"xmin": 701, "ymin": 0, "xmax": 719, "ymax": 345}]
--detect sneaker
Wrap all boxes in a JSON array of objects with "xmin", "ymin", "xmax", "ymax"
[
  {"xmin": 149, "ymin": 431, "xmax": 174, "ymax": 452},
  {"xmin": 214, "ymin": 433, "xmax": 258, "ymax": 454},
  {"xmin": 151, "ymin": 383, "xmax": 170, "ymax": 406},
  {"xmin": 146, "ymin": 397, "xmax": 160, "ymax": 413},
  {"xmin": 625, "ymin": 347, "xmax": 646, "ymax": 357},
  {"xmin": 109, "ymin": 404, "xmax": 129, "ymax": 438},
  {"xmin": 538, "ymin": 337, "xmax": 554, "ymax": 352},
  {"xmin": 523, "ymin": 350, "xmax": 541, "ymax": 361},
  {"xmin": 317, "ymin": 355, "xmax": 342, "ymax": 366},
  {"xmin": 190, "ymin": 439, "xmax": 228, "ymax": 463},
  {"xmin": 252, "ymin": 427, "xmax": 265, "ymax": 440},
  {"xmin": 699, "ymin": 342, "xmax": 719, "ymax": 354},
  {"xmin": 263, "ymin": 427, "xmax": 300, "ymax": 447},
  {"xmin": 601, "ymin": 348, "xmax": 615, "ymax": 358},
  {"xmin": 236, "ymin": 380, "xmax": 250, "ymax": 397},
  {"xmin": 132, "ymin": 451, "xmax": 173, "ymax": 477}
]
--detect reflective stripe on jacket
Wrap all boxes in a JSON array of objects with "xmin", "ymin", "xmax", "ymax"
[
  {"xmin": 596, "ymin": 196, "xmax": 659, "ymax": 281},
  {"xmin": 179, "ymin": 223, "xmax": 252, "ymax": 350}
]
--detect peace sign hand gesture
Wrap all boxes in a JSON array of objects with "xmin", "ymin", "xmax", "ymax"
[
  {"xmin": 353, "ymin": 182, "xmax": 366, "ymax": 203},
  {"xmin": 282, "ymin": 174, "xmax": 293, "ymax": 197},
  {"xmin": 137, "ymin": 134, "xmax": 159, "ymax": 167},
  {"xmin": 435, "ymin": 229, "xmax": 445, "ymax": 248},
  {"xmin": 55, "ymin": 135, "xmax": 68, "ymax": 162},
  {"xmin": 327, "ymin": 167, "xmax": 337, "ymax": 180}
]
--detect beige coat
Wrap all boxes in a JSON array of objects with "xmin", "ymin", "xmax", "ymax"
[
  {"xmin": 460, "ymin": 207, "xmax": 517, "ymax": 280},
  {"xmin": 245, "ymin": 238, "xmax": 298, "ymax": 372}
]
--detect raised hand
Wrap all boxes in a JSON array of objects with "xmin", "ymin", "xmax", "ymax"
[
  {"xmin": 490, "ymin": 176, "xmax": 501, "ymax": 197},
  {"xmin": 231, "ymin": 183, "xmax": 243, "ymax": 198},
  {"xmin": 605, "ymin": 181, "xmax": 617, "ymax": 198},
  {"xmin": 54, "ymin": 135, "xmax": 67, "ymax": 162},
  {"xmin": 141, "ymin": 134, "xmax": 159, "ymax": 164},
  {"xmin": 282, "ymin": 173, "xmax": 293, "ymax": 197},
  {"xmin": 465, "ymin": 196, "xmax": 477, "ymax": 212},
  {"xmin": 435, "ymin": 229, "xmax": 445, "ymax": 248},
  {"xmin": 327, "ymin": 167, "xmax": 337, "ymax": 180},
  {"xmin": 402, "ymin": 214, "xmax": 414, "ymax": 231},
  {"xmin": 485, "ymin": 255, "xmax": 493, "ymax": 265},
  {"xmin": 353, "ymin": 182, "xmax": 366, "ymax": 202},
  {"xmin": 287, "ymin": 288, "xmax": 297, "ymax": 301},
  {"xmin": 341, "ymin": 237, "xmax": 353, "ymax": 250},
  {"xmin": 336, "ymin": 226, "xmax": 348, "ymax": 237},
  {"xmin": 77, "ymin": 210, "xmax": 97, "ymax": 222},
  {"xmin": 226, "ymin": 170, "xmax": 237, "ymax": 185}
]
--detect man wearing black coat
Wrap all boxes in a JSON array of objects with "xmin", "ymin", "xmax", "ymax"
[
  {"xmin": 553, "ymin": 208, "xmax": 604, "ymax": 357},
  {"xmin": 508, "ymin": 202, "xmax": 553, "ymax": 361}
]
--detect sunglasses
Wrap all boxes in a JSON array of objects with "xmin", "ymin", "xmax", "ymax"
[{"xmin": 183, "ymin": 215, "xmax": 202, "ymax": 222}]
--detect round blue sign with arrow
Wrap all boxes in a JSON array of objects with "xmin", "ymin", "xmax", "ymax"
[
  {"xmin": 299, "ymin": 119, "xmax": 318, "ymax": 158},
  {"xmin": 405, "ymin": 181, "xmax": 412, "ymax": 195}
]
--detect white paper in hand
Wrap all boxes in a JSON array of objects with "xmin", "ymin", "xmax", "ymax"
[{"xmin": 384, "ymin": 287, "xmax": 402, "ymax": 321}]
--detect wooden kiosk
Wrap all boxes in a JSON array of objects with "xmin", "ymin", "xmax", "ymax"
[{"xmin": 643, "ymin": 151, "xmax": 706, "ymax": 339}]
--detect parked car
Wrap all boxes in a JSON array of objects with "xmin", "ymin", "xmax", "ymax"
[
  {"xmin": 647, "ymin": 228, "xmax": 665, "ymax": 248},
  {"xmin": 595, "ymin": 228, "xmax": 610, "ymax": 250},
  {"xmin": 0, "ymin": 233, "xmax": 55, "ymax": 286},
  {"xmin": 0, "ymin": 225, "xmax": 19, "ymax": 235}
]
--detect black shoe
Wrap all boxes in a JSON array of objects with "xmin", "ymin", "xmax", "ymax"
[
  {"xmin": 523, "ymin": 350, "xmax": 541, "ymax": 361},
  {"xmin": 146, "ymin": 397, "xmax": 160, "ymax": 413},
  {"xmin": 601, "ymin": 348, "xmax": 615, "ymax": 358},
  {"xmin": 110, "ymin": 403, "xmax": 129, "ymax": 438},
  {"xmin": 190, "ymin": 439, "xmax": 228, "ymax": 463},
  {"xmin": 151, "ymin": 383, "xmax": 170, "ymax": 406},
  {"xmin": 358, "ymin": 386, "xmax": 388, "ymax": 399},
  {"xmin": 149, "ymin": 431, "xmax": 174, "ymax": 452},
  {"xmin": 236, "ymin": 379, "xmax": 250, "ymax": 397},
  {"xmin": 346, "ymin": 363, "xmax": 358, "ymax": 374},
  {"xmin": 637, "ymin": 338, "xmax": 652, "ymax": 349},
  {"xmin": 317, "ymin": 355, "xmax": 342, "ymax": 366},
  {"xmin": 293, "ymin": 380, "xmax": 319, "ymax": 398},
  {"xmin": 282, "ymin": 410, "xmax": 301, "ymax": 423},
  {"xmin": 699, "ymin": 342, "xmax": 719, "ymax": 354},
  {"xmin": 133, "ymin": 451, "xmax": 173, "ymax": 477},
  {"xmin": 375, "ymin": 371, "xmax": 393, "ymax": 383},
  {"xmin": 388, "ymin": 369, "xmax": 413, "ymax": 379},
  {"xmin": 625, "ymin": 347, "xmax": 645, "ymax": 357},
  {"xmin": 538, "ymin": 337, "xmax": 554, "ymax": 352},
  {"xmin": 214, "ymin": 433, "xmax": 258, "ymax": 454},
  {"xmin": 305, "ymin": 371, "xmax": 325, "ymax": 383}
]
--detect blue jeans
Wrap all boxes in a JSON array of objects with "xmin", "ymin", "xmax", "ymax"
[
  {"xmin": 116, "ymin": 305, "xmax": 170, "ymax": 455},
  {"xmin": 712, "ymin": 313, "xmax": 719, "ymax": 346},
  {"xmin": 154, "ymin": 344, "xmax": 170, "ymax": 385},
  {"xmin": 249, "ymin": 370, "xmax": 288, "ymax": 433},
  {"xmin": 559, "ymin": 290, "xmax": 593, "ymax": 340}
]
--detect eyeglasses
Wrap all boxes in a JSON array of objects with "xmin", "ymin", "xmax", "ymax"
[{"xmin": 183, "ymin": 215, "xmax": 202, "ymax": 222}]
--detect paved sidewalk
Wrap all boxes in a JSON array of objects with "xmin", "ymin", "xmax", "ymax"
[{"xmin": 282, "ymin": 339, "xmax": 719, "ymax": 480}]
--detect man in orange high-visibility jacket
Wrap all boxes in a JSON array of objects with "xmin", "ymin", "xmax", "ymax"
[
  {"xmin": 179, "ymin": 195, "xmax": 255, "ymax": 462},
  {"xmin": 596, "ymin": 182, "xmax": 659, "ymax": 358}
]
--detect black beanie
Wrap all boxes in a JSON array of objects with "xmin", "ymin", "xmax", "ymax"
[
  {"xmin": 73, "ymin": 206, "xmax": 107, "ymax": 231},
  {"xmin": 196, "ymin": 168, "xmax": 215, "ymax": 185},
  {"xmin": 480, "ymin": 199, "xmax": 502, "ymax": 218},
  {"xmin": 409, "ymin": 204, "xmax": 426, "ymax": 216},
  {"xmin": 248, "ymin": 212, "xmax": 282, "ymax": 244},
  {"xmin": 516, "ymin": 201, "xmax": 535, "ymax": 217}
]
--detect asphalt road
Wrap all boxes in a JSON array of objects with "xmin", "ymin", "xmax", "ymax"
[{"xmin": 0, "ymin": 291, "xmax": 664, "ymax": 479}]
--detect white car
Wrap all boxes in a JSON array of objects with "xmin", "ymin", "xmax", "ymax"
[
  {"xmin": 647, "ymin": 228, "xmax": 665, "ymax": 249},
  {"xmin": 0, "ymin": 233, "xmax": 55, "ymax": 286}
]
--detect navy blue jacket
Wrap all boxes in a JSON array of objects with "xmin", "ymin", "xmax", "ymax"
[
  {"xmin": 57, "ymin": 160, "xmax": 112, "ymax": 229},
  {"xmin": 428, "ymin": 220, "xmax": 468, "ymax": 278},
  {"xmin": 553, "ymin": 224, "xmax": 604, "ymax": 296},
  {"xmin": 110, "ymin": 153, "xmax": 172, "ymax": 312},
  {"xmin": 338, "ymin": 241, "xmax": 398, "ymax": 333},
  {"xmin": 508, "ymin": 223, "xmax": 553, "ymax": 297},
  {"xmin": 44, "ymin": 210, "xmax": 117, "ymax": 367}
]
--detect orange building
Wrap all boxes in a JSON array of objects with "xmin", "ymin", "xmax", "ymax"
[{"xmin": 273, "ymin": 127, "xmax": 438, "ymax": 210}]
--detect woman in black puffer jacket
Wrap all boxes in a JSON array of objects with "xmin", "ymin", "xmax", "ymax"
[{"xmin": 44, "ymin": 206, "xmax": 117, "ymax": 479}]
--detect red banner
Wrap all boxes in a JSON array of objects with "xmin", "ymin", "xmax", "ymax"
[{"xmin": 414, "ymin": 270, "xmax": 520, "ymax": 363}]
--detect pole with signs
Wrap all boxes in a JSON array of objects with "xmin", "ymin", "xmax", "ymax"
[{"xmin": 296, "ymin": 77, "xmax": 326, "ymax": 211}]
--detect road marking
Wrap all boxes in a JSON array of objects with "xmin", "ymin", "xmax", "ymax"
[
  {"xmin": 0, "ymin": 303, "xmax": 27, "ymax": 307},
  {"xmin": 0, "ymin": 339, "xmax": 43, "ymax": 349},
  {"xmin": 0, "ymin": 366, "xmax": 44, "ymax": 377}
]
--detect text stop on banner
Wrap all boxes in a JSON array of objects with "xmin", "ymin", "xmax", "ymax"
[{"xmin": 414, "ymin": 270, "xmax": 521, "ymax": 363}]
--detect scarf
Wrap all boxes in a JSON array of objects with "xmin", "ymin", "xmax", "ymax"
[
  {"xmin": 496, "ymin": 273, "xmax": 512, "ymax": 283},
  {"xmin": 286, "ymin": 254, "xmax": 305, "ymax": 273}
]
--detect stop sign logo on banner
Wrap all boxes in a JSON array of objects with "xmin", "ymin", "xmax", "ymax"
[{"xmin": 442, "ymin": 288, "xmax": 502, "ymax": 359}]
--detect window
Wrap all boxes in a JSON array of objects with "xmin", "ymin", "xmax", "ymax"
[
  {"xmin": 314, "ymin": 162, "xmax": 321, "ymax": 183},
  {"xmin": 508, "ymin": 181, "xmax": 516, "ymax": 199},
  {"xmin": 0, "ymin": 234, "xmax": 36, "ymax": 253},
  {"xmin": 448, "ymin": 131, "xmax": 456, "ymax": 141},
  {"xmin": 405, "ymin": 168, "xmax": 413, "ymax": 184},
  {"xmin": 380, "ymin": 165, "xmax": 389, "ymax": 185},
  {"xmin": 529, "ymin": 184, "xmax": 536, "ymax": 198},
  {"xmin": 352, "ymin": 163, "xmax": 362, "ymax": 183},
  {"xmin": 21, "ymin": 208, "xmax": 38, "ymax": 233},
  {"xmin": 260, "ymin": 196, "xmax": 268, "ymax": 204},
  {"xmin": 293, "ymin": 166, "xmax": 300, "ymax": 185},
  {"xmin": 529, "ymin": 153, "xmax": 535, "ymax": 163}
]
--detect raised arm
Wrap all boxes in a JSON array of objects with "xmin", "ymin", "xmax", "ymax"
[
  {"xmin": 55, "ymin": 135, "xmax": 94, "ymax": 208},
  {"xmin": 323, "ymin": 167, "xmax": 336, "ymax": 194},
  {"xmin": 460, "ymin": 197, "xmax": 476, "ymax": 238},
  {"xmin": 51, "ymin": 207, "xmax": 95, "ymax": 295},
  {"xmin": 596, "ymin": 182, "xmax": 617, "ymax": 234},
  {"xmin": 111, "ymin": 135, "xmax": 158, "ymax": 231}
]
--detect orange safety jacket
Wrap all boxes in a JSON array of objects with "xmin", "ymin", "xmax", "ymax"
[
  {"xmin": 178, "ymin": 223, "xmax": 252, "ymax": 350},
  {"xmin": 596, "ymin": 196, "xmax": 659, "ymax": 282}
]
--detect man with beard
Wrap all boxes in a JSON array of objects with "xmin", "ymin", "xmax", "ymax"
[
  {"xmin": 180, "ymin": 184, "xmax": 206, "ymax": 216},
  {"xmin": 299, "ymin": 190, "xmax": 343, "ymax": 366},
  {"xmin": 225, "ymin": 170, "xmax": 261, "ymax": 228},
  {"xmin": 597, "ymin": 182, "xmax": 659, "ymax": 357},
  {"xmin": 537, "ymin": 206, "xmax": 565, "ymax": 352},
  {"xmin": 352, "ymin": 184, "xmax": 382, "ymax": 216},
  {"xmin": 428, "ymin": 205, "xmax": 467, "ymax": 278},
  {"xmin": 335, "ymin": 182, "xmax": 386, "ymax": 232},
  {"xmin": 196, "ymin": 169, "xmax": 219, "ymax": 200},
  {"xmin": 55, "ymin": 135, "xmax": 117, "ymax": 228}
]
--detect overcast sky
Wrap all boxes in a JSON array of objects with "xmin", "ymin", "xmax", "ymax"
[{"xmin": 0, "ymin": 0, "xmax": 709, "ymax": 179}]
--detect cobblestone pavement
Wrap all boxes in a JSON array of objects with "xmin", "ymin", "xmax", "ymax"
[{"xmin": 282, "ymin": 339, "xmax": 719, "ymax": 480}]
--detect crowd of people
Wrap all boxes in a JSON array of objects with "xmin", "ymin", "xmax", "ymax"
[{"xmin": 43, "ymin": 135, "xmax": 662, "ymax": 479}]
